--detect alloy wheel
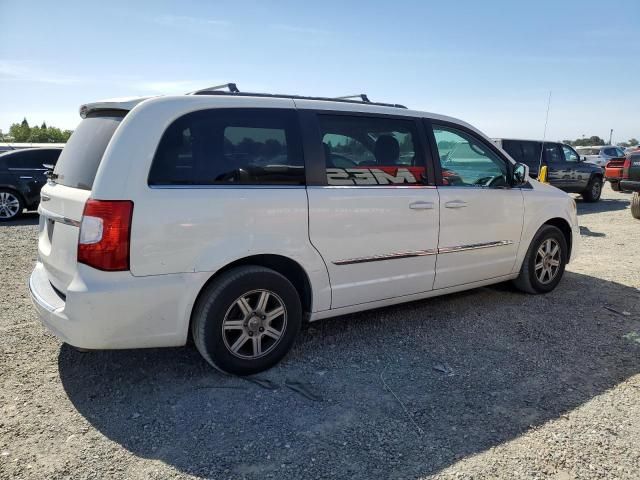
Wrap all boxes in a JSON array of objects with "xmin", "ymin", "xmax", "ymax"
[
  {"xmin": 534, "ymin": 238, "xmax": 561, "ymax": 284},
  {"xmin": 221, "ymin": 289, "xmax": 287, "ymax": 359},
  {"xmin": 0, "ymin": 192, "xmax": 20, "ymax": 219}
]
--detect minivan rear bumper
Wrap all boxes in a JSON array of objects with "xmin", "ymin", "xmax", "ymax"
[{"xmin": 29, "ymin": 261, "xmax": 208, "ymax": 349}]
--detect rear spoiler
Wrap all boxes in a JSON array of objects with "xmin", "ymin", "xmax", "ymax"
[{"xmin": 79, "ymin": 97, "xmax": 152, "ymax": 118}]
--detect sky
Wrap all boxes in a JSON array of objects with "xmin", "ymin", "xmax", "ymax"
[{"xmin": 0, "ymin": 0, "xmax": 638, "ymax": 143}]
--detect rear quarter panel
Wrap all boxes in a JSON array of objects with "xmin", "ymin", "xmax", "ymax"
[{"xmin": 90, "ymin": 96, "xmax": 331, "ymax": 312}]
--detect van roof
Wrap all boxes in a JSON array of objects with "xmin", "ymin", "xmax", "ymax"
[{"xmin": 78, "ymin": 90, "xmax": 478, "ymax": 137}]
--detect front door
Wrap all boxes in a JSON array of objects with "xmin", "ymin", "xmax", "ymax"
[
  {"xmin": 544, "ymin": 143, "xmax": 574, "ymax": 189},
  {"xmin": 562, "ymin": 144, "xmax": 589, "ymax": 191},
  {"xmin": 306, "ymin": 112, "xmax": 440, "ymax": 309},
  {"xmin": 430, "ymin": 122, "xmax": 524, "ymax": 289}
]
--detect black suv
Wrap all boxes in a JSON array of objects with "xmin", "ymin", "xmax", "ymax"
[
  {"xmin": 0, "ymin": 148, "xmax": 62, "ymax": 221},
  {"xmin": 493, "ymin": 139, "xmax": 604, "ymax": 202}
]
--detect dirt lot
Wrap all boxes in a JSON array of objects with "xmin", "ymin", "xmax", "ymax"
[{"xmin": 1, "ymin": 184, "xmax": 639, "ymax": 480}]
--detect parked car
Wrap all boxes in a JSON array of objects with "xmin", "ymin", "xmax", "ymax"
[
  {"xmin": 29, "ymin": 88, "xmax": 579, "ymax": 375},
  {"xmin": 0, "ymin": 147, "xmax": 62, "ymax": 221},
  {"xmin": 575, "ymin": 145, "xmax": 625, "ymax": 168},
  {"xmin": 604, "ymin": 155, "xmax": 632, "ymax": 192},
  {"xmin": 494, "ymin": 139, "xmax": 603, "ymax": 202},
  {"xmin": 0, "ymin": 142, "xmax": 66, "ymax": 154},
  {"xmin": 624, "ymin": 146, "xmax": 640, "ymax": 155},
  {"xmin": 619, "ymin": 153, "xmax": 640, "ymax": 219}
]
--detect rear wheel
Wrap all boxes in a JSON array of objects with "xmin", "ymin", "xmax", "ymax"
[
  {"xmin": 0, "ymin": 189, "xmax": 24, "ymax": 221},
  {"xmin": 191, "ymin": 266, "xmax": 302, "ymax": 375},
  {"xmin": 513, "ymin": 225, "xmax": 568, "ymax": 294},
  {"xmin": 582, "ymin": 177, "xmax": 602, "ymax": 202},
  {"xmin": 610, "ymin": 181, "xmax": 621, "ymax": 192},
  {"xmin": 631, "ymin": 192, "xmax": 640, "ymax": 219}
]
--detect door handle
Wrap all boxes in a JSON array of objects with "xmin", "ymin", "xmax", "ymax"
[
  {"xmin": 409, "ymin": 201, "xmax": 435, "ymax": 210},
  {"xmin": 445, "ymin": 200, "xmax": 468, "ymax": 209}
]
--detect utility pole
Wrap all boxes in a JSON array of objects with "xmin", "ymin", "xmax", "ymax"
[{"xmin": 609, "ymin": 129, "xmax": 613, "ymax": 145}]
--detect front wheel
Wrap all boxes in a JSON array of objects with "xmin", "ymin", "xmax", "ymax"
[
  {"xmin": 513, "ymin": 225, "xmax": 568, "ymax": 294},
  {"xmin": 191, "ymin": 266, "xmax": 302, "ymax": 375},
  {"xmin": 631, "ymin": 192, "xmax": 640, "ymax": 219},
  {"xmin": 582, "ymin": 177, "xmax": 603, "ymax": 202}
]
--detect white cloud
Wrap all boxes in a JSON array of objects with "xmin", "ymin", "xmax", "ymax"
[{"xmin": 0, "ymin": 60, "xmax": 84, "ymax": 85}]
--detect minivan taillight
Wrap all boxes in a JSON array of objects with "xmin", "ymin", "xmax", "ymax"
[{"xmin": 78, "ymin": 199, "xmax": 133, "ymax": 271}]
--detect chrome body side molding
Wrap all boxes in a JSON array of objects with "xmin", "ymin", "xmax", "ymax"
[
  {"xmin": 333, "ymin": 241, "xmax": 514, "ymax": 265},
  {"xmin": 437, "ymin": 240, "xmax": 514, "ymax": 254},
  {"xmin": 332, "ymin": 249, "xmax": 437, "ymax": 265}
]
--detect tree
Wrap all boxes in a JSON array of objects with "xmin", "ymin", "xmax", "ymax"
[
  {"xmin": 9, "ymin": 121, "xmax": 31, "ymax": 142},
  {"xmin": 570, "ymin": 136, "xmax": 606, "ymax": 147},
  {"xmin": 5, "ymin": 118, "xmax": 72, "ymax": 143},
  {"xmin": 562, "ymin": 139, "xmax": 573, "ymax": 146},
  {"xmin": 629, "ymin": 138, "xmax": 638, "ymax": 146}
]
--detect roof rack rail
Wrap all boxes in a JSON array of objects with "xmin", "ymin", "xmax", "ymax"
[
  {"xmin": 333, "ymin": 94, "xmax": 371, "ymax": 103},
  {"xmin": 189, "ymin": 85, "xmax": 407, "ymax": 109},
  {"xmin": 187, "ymin": 83, "xmax": 240, "ymax": 95}
]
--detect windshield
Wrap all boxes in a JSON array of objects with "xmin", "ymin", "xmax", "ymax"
[{"xmin": 53, "ymin": 112, "xmax": 125, "ymax": 190}]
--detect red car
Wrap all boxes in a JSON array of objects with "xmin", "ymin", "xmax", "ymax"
[{"xmin": 605, "ymin": 155, "xmax": 632, "ymax": 191}]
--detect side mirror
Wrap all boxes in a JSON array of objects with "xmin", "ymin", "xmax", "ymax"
[{"xmin": 512, "ymin": 162, "xmax": 529, "ymax": 186}]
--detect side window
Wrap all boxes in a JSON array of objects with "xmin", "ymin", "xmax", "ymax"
[
  {"xmin": 318, "ymin": 115, "xmax": 426, "ymax": 186},
  {"xmin": 543, "ymin": 143, "xmax": 564, "ymax": 163},
  {"xmin": 148, "ymin": 109, "xmax": 304, "ymax": 186},
  {"xmin": 604, "ymin": 147, "xmax": 618, "ymax": 157},
  {"xmin": 562, "ymin": 145, "xmax": 579, "ymax": 162},
  {"xmin": 433, "ymin": 126, "xmax": 509, "ymax": 188},
  {"xmin": 521, "ymin": 141, "xmax": 542, "ymax": 169},
  {"xmin": 33, "ymin": 149, "xmax": 62, "ymax": 167},
  {"xmin": 7, "ymin": 151, "xmax": 42, "ymax": 170},
  {"xmin": 501, "ymin": 140, "xmax": 524, "ymax": 163}
]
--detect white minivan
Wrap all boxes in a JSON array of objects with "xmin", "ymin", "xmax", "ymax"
[{"xmin": 29, "ymin": 86, "xmax": 579, "ymax": 374}]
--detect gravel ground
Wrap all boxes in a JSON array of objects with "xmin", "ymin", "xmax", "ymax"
[{"xmin": 1, "ymin": 184, "xmax": 639, "ymax": 480}]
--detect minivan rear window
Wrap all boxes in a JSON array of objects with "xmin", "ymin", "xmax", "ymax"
[{"xmin": 53, "ymin": 112, "xmax": 125, "ymax": 190}]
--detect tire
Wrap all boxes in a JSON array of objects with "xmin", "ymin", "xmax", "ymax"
[
  {"xmin": 631, "ymin": 192, "xmax": 640, "ymax": 220},
  {"xmin": 581, "ymin": 177, "xmax": 602, "ymax": 202},
  {"xmin": 513, "ymin": 225, "xmax": 568, "ymax": 294},
  {"xmin": 0, "ymin": 189, "xmax": 24, "ymax": 221},
  {"xmin": 191, "ymin": 266, "xmax": 302, "ymax": 375},
  {"xmin": 610, "ymin": 181, "xmax": 621, "ymax": 192}
]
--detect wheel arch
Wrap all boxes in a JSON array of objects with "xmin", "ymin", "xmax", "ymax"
[
  {"xmin": 590, "ymin": 171, "xmax": 604, "ymax": 182},
  {"xmin": 189, "ymin": 254, "xmax": 314, "ymax": 332},
  {"xmin": 0, "ymin": 185, "xmax": 26, "ymax": 201},
  {"xmin": 542, "ymin": 217, "xmax": 573, "ymax": 261}
]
